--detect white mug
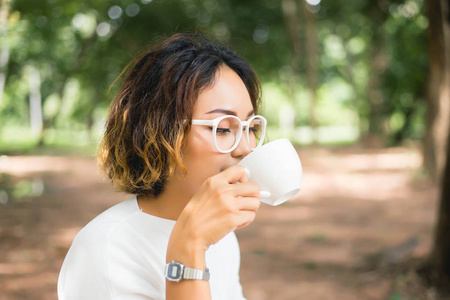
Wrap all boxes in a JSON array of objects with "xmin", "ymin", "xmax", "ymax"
[{"xmin": 238, "ymin": 138, "xmax": 302, "ymax": 206}]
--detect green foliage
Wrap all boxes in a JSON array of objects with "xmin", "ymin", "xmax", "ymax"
[
  {"xmin": 383, "ymin": 2, "xmax": 428, "ymax": 144},
  {"xmin": 0, "ymin": 0, "xmax": 428, "ymax": 150}
]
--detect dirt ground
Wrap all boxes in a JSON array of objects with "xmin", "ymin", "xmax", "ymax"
[{"xmin": 0, "ymin": 146, "xmax": 440, "ymax": 300}]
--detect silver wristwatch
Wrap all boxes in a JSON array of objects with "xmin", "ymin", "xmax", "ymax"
[{"xmin": 164, "ymin": 261, "xmax": 210, "ymax": 282}]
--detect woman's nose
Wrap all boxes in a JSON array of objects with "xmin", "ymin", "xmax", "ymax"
[{"xmin": 231, "ymin": 133, "xmax": 252, "ymax": 157}]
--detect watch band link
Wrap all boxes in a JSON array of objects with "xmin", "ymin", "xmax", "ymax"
[{"xmin": 183, "ymin": 266, "xmax": 210, "ymax": 280}]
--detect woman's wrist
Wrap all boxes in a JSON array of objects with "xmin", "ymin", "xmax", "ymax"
[{"xmin": 167, "ymin": 224, "xmax": 207, "ymax": 269}]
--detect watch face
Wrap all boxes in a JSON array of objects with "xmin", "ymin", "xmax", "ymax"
[{"xmin": 166, "ymin": 262, "xmax": 183, "ymax": 282}]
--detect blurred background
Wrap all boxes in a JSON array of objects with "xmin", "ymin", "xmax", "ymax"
[{"xmin": 0, "ymin": 0, "xmax": 449, "ymax": 299}]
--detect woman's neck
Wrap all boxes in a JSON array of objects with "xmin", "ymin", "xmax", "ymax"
[{"xmin": 137, "ymin": 176, "xmax": 192, "ymax": 221}]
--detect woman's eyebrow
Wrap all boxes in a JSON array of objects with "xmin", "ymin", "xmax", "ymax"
[{"xmin": 205, "ymin": 109, "xmax": 255, "ymax": 117}]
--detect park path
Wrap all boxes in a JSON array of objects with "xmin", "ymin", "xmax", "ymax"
[{"xmin": 0, "ymin": 146, "xmax": 438, "ymax": 300}]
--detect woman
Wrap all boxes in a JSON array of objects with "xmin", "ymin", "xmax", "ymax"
[{"xmin": 58, "ymin": 32, "xmax": 267, "ymax": 300}]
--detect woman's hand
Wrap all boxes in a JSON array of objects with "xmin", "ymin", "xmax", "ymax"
[
  {"xmin": 179, "ymin": 164, "xmax": 261, "ymax": 249},
  {"xmin": 166, "ymin": 164, "xmax": 261, "ymax": 266}
]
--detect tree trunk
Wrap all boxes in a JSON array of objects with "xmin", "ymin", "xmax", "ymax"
[
  {"xmin": 423, "ymin": 0, "xmax": 450, "ymax": 182},
  {"xmin": 281, "ymin": 0, "xmax": 302, "ymax": 134},
  {"xmin": 364, "ymin": 1, "xmax": 389, "ymax": 147},
  {"xmin": 300, "ymin": 1, "xmax": 319, "ymax": 145},
  {"xmin": 28, "ymin": 66, "xmax": 43, "ymax": 137},
  {"xmin": 420, "ymin": 0, "xmax": 450, "ymax": 292},
  {"xmin": 424, "ymin": 127, "xmax": 450, "ymax": 288},
  {"xmin": 281, "ymin": 0, "xmax": 302, "ymax": 75},
  {"xmin": 340, "ymin": 35, "xmax": 366, "ymax": 137},
  {"xmin": 367, "ymin": 42, "xmax": 385, "ymax": 137}
]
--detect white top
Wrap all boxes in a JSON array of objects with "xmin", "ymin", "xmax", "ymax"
[{"xmin": 58, "ymin": 197, "xmax": 246, "ymax": 300}]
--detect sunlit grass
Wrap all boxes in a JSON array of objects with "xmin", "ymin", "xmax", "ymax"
[{"xmin": 0, "ymin": 126, "xmax": 99, "ymax": 156}]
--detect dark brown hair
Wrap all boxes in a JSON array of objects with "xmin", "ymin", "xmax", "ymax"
[{"xmin": 98, "ymin": 32, "xmax": 262, "ymax": 197}]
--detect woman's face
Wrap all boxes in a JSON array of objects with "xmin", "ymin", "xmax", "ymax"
[{"xmin": 178, "ymin": 65, "xmax": 256, "ymax": 196}]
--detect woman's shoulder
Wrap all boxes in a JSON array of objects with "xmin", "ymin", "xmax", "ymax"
[
  {"xmin": 79, "ymin": 197, "xmax": 139, "ymax": 234},
  {"xmin": 73, "ymin": 196, "xmax": 175, "ymax": 247},
  {"xmin": 66, "ymin": 198, "xmax": 133, "ymax": 249}
]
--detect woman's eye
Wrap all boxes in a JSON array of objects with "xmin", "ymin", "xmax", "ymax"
[
  {"xmin": 216, "ymin": 128, "xmax": 231, "ymax": 135},
  {"xmin": 249, "ymin": 127, "xmax": 257, "ymax": 133}
]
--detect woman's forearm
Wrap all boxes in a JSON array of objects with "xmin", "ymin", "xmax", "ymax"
[{"xmin": 165, "ymin": 226, "xmax": 211, "ymax": 300}]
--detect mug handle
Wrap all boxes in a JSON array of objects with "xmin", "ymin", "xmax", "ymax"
[{"xmin": 260, "ymin": 191, "xmax": 271, "ymax": 198}]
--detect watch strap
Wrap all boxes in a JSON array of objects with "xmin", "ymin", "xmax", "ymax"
[{"xmin": 182, "ymin": 266, "xmax": 210, "ymax": 280}]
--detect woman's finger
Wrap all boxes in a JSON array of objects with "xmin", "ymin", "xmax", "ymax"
[
  {"xmin": 234, "ymin": 210, "xmax": 258, "ymax": 229},
  {"xmin": 220, "ymin": 165, "xmax": 248, "ymax": 184},
  {"xmin": 235, "ymin": 196, "xmax": 260, "ymax": 212},
  {"xmin": 231, "ymin": 182, "xmax": 260, "ymax": 198}
]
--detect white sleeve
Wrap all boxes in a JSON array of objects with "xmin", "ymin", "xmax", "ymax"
[
  {"xmin": 229, "ymin": 273, "xmax": 247, "ymax": 300},
  {"xmin": 227, "ymin": 233, "xmax": 247, "ymax": 300},
  {"xmin": 205, "ymin": 232, "xmax": 247, "ymax": 300},
  {"xmin": 58, "ymin": 223, "xmax": 165, "ymax": 300}
]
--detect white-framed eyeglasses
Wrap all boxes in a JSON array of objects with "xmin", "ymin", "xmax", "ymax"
[{"xmin": 190, "ymin": 115, "xmax": 267, "ymax": 153}]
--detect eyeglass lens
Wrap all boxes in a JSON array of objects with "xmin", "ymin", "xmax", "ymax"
[{"xmin": 216, "ymin": 116, "xmax": 264, "ymax": 152}]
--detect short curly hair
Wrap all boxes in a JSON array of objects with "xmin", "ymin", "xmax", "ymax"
[{"xmin": 97, "ymin": 32, "xmax": 262, "ymax": 197}]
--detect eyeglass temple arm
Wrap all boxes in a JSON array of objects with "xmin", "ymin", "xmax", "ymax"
[
  {"xmin": 191, "ymin": 120, "xmax": 215, "ymax": 125},
  {"xmin": 189, "ymin": 118, "xmax": 265, "ymax": 126}
]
